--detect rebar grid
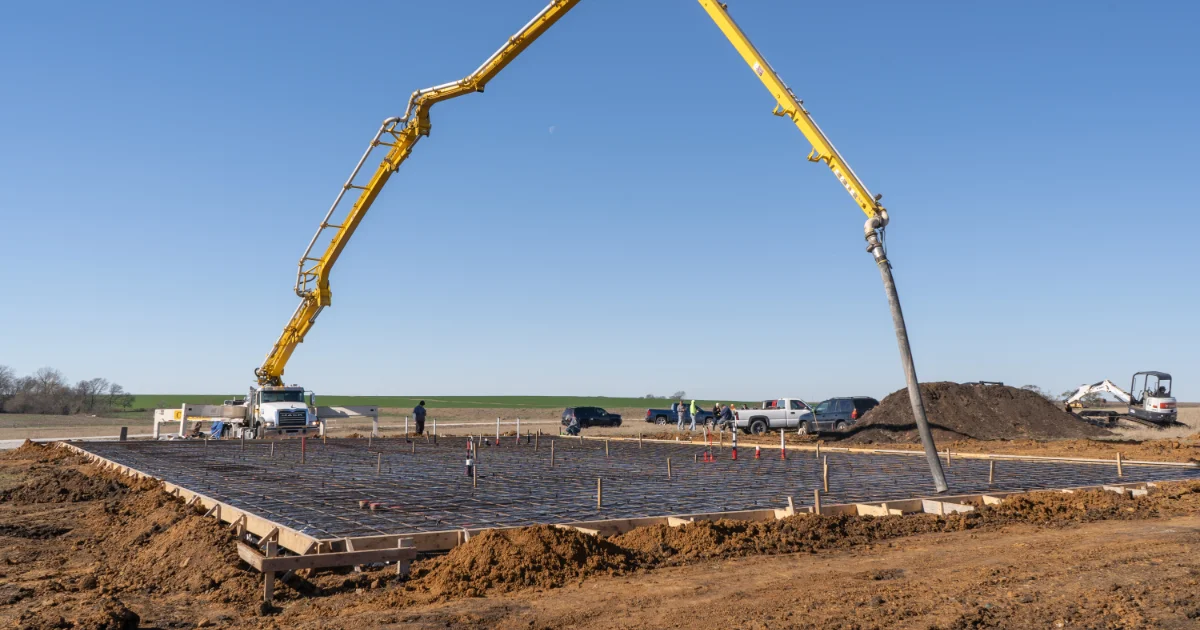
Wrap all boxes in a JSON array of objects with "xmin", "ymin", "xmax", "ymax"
[{"xmin": 75, "ymin": 437, "xmax": 1200, "ymax": 540}]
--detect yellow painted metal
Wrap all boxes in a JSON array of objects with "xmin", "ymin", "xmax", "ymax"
[
  {"xmin": 259, "ymin": 0, "xmax": 882, "ymax": 386},
  {"xmin": 256, "ymin": 0, "xmax": 582, "ymax": 386},
  {"xmin": 697, "ymin": 0, "xmax": 883, "ymax": 219}
]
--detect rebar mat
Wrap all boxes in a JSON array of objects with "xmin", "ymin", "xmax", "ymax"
[{"xmin": 74, "ymin": 437, "xmax": 1200, "ymax": 540}]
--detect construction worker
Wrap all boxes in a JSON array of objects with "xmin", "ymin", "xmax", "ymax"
[
  {"xmin": 413, "ymin": 400, "xmax": 427, "ymax": 435},
  {"xmin": 676, "ymin": 400, "xmax": 686, "ymax": 431},
  {"xmin": 689, "ymin": 399, "xmax": 699, "ymax": 431}
]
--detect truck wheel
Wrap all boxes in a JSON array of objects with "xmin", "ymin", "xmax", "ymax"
[
  {"xmin": 654, "ymin": 416, "xmax": 667, "ymax": 425},
  {"xmin": 750, "ymin": 419, "xmax": 768, "ymax": 435},
  {"xmin": 835, "ymin": 422, "xmax": 847, "ymax": 431}
]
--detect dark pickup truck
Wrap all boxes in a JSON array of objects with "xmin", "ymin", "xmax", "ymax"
[
  {"xmin": 645, "ymin": 406, "xmax": 716, "ymax": 426},
  {"xmin": 561, "ymin": 407, "xmax": 622, "ymax": 428}
]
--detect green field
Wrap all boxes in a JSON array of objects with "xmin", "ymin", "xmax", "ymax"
[{"xmin": 130, "ymin": 395, "xmax": 754, "ymax": 410}]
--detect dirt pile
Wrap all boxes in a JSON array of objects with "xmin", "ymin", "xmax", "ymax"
[
  {"xmin": 412, "ymin": 525, "xmax": 637, "ymax": 598},
  {"xmin": 613, "ymin": 513, "xmax": 972, "ymax": 565},
  {"xmin": 0, "ymin": 442, "xmax": 260, "ymax": 629},
  {"xmin": 1, "ymin": 468, "xmax": 127, "ymax": 504},
  {"xmin": 843, "ymin": 382, "xmax": 1111, "ymax": 443}
]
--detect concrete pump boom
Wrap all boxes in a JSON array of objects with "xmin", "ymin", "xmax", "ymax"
[
  {"xmin": 255, "ymin": 0, "xmax": 949, "ymax": 491},
  {"xmin": 254, "ymin": 0, "xmax": 583, "ymax": 387}
]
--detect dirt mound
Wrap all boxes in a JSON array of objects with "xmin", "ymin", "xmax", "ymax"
[
  {"xmin": 843, "ymin": 382, "xmax": 1110, "ymax": 443},
  {"xmin": 86, "ymin": 487, "xmax": 259, "ymax": 602},
  {"xmin": 1, "ymin": 468, "xmax": 126, "ymax": 504},
  {"xmin": 412, "ymin": 525, "xmax": 637, "ymax": 598},
  {"xmin": 613, "ymin": 513, "xmax": 972, "ymax": 566},
  {"xmin": 4, "ymin": 440, "xmax": 70, "ymax": 462}
]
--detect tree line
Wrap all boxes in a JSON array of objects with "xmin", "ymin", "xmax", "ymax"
[{"xmin": 0, "ymin": 366, "xmax": 134, "ymax": 415}]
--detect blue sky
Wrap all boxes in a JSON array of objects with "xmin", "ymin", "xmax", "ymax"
[{"xmin": 1, "ymin": 1, "xmax": 1196, "ymax": 401}]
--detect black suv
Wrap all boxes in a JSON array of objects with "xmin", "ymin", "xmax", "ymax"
[
  {"xmin": 561, "ymin": 407, "xmax": 622, "ymax": 428},
  {"xmin": 809, "ymin": 397, "xmax": 879, "ymax": 431}
]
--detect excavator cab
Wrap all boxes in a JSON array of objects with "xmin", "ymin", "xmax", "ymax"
[
  {"xmin": 1131, "ymin": 372, "xmax": 1171, "ymax": 403},
  {"xmin": 1130, "ymin": 371, "xmax": 1176, "ymax": 423}
]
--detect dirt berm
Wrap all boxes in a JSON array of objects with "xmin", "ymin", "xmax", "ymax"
[{"xmin": 842, "ymin": 382, "xmax": 1110, "ymax": 443}]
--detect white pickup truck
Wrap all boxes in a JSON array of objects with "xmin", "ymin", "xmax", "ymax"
[{"xmin": 734, "ymin": 398, "xmax": 814, "ymax": 435}]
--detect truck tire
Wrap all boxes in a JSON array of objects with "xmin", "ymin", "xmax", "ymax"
[
  {"xmin": 654, "ymin": 416, "xmax": 667, "ymax": 425},
  {"xmin": 749, "ymin": 419, "xmax": 769, "ymax": 435},
  {"xmin": 835, "ymin": 421, "xmax": 847, "ymax": 431}
]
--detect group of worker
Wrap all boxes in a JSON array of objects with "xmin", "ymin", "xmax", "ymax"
[{"xmin": 671, "ymin": 399, "xmax": 734, "ymax": 431}]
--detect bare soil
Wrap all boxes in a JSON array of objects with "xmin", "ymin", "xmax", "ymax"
[
  {"xmin": 844, "ymin": 382, "xmax": 1112, "ymax": 443},
  {"xmin": 4, "ymin": 440, "xmax": 1200, "ymax": 628}
]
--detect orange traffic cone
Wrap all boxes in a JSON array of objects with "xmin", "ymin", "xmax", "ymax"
[{"xmin": 754, "ymin": 445, "xmax": 761, "ymax": 459}]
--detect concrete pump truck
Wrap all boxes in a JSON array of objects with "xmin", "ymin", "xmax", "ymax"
[{"xmin": 184, "ymin": 0, "xmax": 949, "ymax": 489}]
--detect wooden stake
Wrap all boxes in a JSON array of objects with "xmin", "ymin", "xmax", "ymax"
[
  {"xmin": 605, "ymin": 440, "xmax": 609, "ymax": 458},
  {"xmin": 597, "ymin": 477, "xmax": 602, "ymax": 509},
  {"xmin": 535, "ymin": 432, "xmax": 539, "ymax": 451},
  {"xmin": 263, "ymin": 540, "xmax": 277, "ymax": 604},
  {"xmin": 376, "ymin": 453, "xmax": 381, "ymax": 475},
  {"xmin": 667, "ymin": 457, "xmax": 672, "ymax": 480},
  {"xmin": 1117, "ymin": 452, "xmax": 1123, "ymax": 477},
  {"xmin": 813, "ymin": 488, "xmax": 822, "ymax": 515},
  {"xmin": 823, "ymin": 456, "xmax": 829, "ymax": 492},
  {"xmin": 550, "ymin": 440, "xmax": 555, "ymax": 468},
  {"xmin": 988, "ymin": 459, "xmax": 995, "ymax": 484},
  {"xmin": 945, "ymin": 448, "xmax": 951, "ymax": 467},
  {"xmin": 694, "ymin": 453, "xmax": 698, "ymax": 463},
  {"xmin": 787, "ymin": 495, "xmax": 795, "ymax": 515},
  {"xmin": 368, "ymin": 435, "xmax": 372, "ymax": 448},
  {"xmin": 816, "ymin": 442, "xmax": 820, "ymax": 459},
  {"xmin": 473, "ymin": 462, "xmax": 477, "ymax": 488},
  {"xmin": 639, "ymin": 433, "xmax": 643, "ymax": 448},
  {"xmin": 301, "ymin": 437, "xmax": 306, "ymax": 464},
  {"xmin": 270, "ymin": 442, "xmax": 275, "ymax": 457},
  {"xmin": 411, "ymin": 440, "xmax": 415, "ymax": 454}
]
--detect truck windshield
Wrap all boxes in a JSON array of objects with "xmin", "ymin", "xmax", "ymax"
[{"xmin": 261, "ymin": 390, "xmax": 304, "ymax": 403}]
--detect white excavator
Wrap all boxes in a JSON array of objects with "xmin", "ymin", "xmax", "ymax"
[{"xmin": 1064, "ymin": 371, "xmax": 1178, "ymax": 427}]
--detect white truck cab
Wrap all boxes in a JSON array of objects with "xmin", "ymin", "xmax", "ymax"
[
  {"xmin": 734, "ymin": 398, "xmax": 814, "ymax": 435},
  {"xmin": 249, "ymin": 385, "xmax": 320, "ymax": 438}
]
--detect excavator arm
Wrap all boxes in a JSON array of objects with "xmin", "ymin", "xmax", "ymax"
[
  {"xmin": 1065, "ymin": 380, "xmax": 1132, "ymax": 406},
  {"xmin": 255, "ymin": 0, "xmax": 583, "ymax": 386}
]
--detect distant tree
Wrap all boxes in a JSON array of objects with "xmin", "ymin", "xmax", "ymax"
[
  {"xmin": 643, "ymin": 394, "xmax": 657, "ymax": 399},
  {"xmin": 75, "ymin": 378, "xmax": 110, "ymax": 413},
  {"xmin": 107, "ymin": 383, "xmax": 134, "ymax": 411},
  {"xmin": 0, "ymin": 365, "xmax": 13, "ymax": 407},
  {"xmin": 1020, "ymin": 385, "xmax": 1055, "ymax": 401},
  {"xmin": 670, "ymin": 390, "xmax": 687, "ymax": 400}
]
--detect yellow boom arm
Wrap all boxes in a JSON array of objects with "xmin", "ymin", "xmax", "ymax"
[
  {"xmin": 697, "ymin": 0, "xmax": 884, "ymax": 220},
  {"xmin": 257, "ymin": 0, "xmax": 885, "ymax": 386},
  {"xmin": 255, "ymin": 0, "xmax": 583, "ymax": 386}
]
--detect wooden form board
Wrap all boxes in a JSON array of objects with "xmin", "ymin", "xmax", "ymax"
[
  {"xmin": 58, "ymin": 442, "xmax": 1174, "ymax": 556},
  {"xmin": 237, "ymin": 541, "xmax": 414, "ymax": 572}
]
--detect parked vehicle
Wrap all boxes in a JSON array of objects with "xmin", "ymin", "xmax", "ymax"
[
  {"xmin": 733, "ymin": 398, "xmax": 814, "ymax": 435},
  {"xmin": 806, "ymin": 397, "xmax": 879, "ymax": 432},
  {"xmin": 645, "ymin": 406, "xmax": 715, "ymax": 426},
  {"xmin": 561, "ymin": 407, "xmax": 622, "ymax": 428}
]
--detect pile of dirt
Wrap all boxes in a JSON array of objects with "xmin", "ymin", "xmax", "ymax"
[
  {"xmin": 843, "ymin": 382, "xmax": 1111, "ymax": 443},
  {"xmin": 15, "ymin": 596, "xmax": 139, "ymax": 630},
  {"xmin": 411, "ymin": 525, "xmax": 637, "ymax": 598},
  {"xmin": 1, "ymin": 467, "xmax": 127, "ymax": 504},
  {"xmin": 613, "ymin": 513, "xmax": 972, "ymax": 566}
]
